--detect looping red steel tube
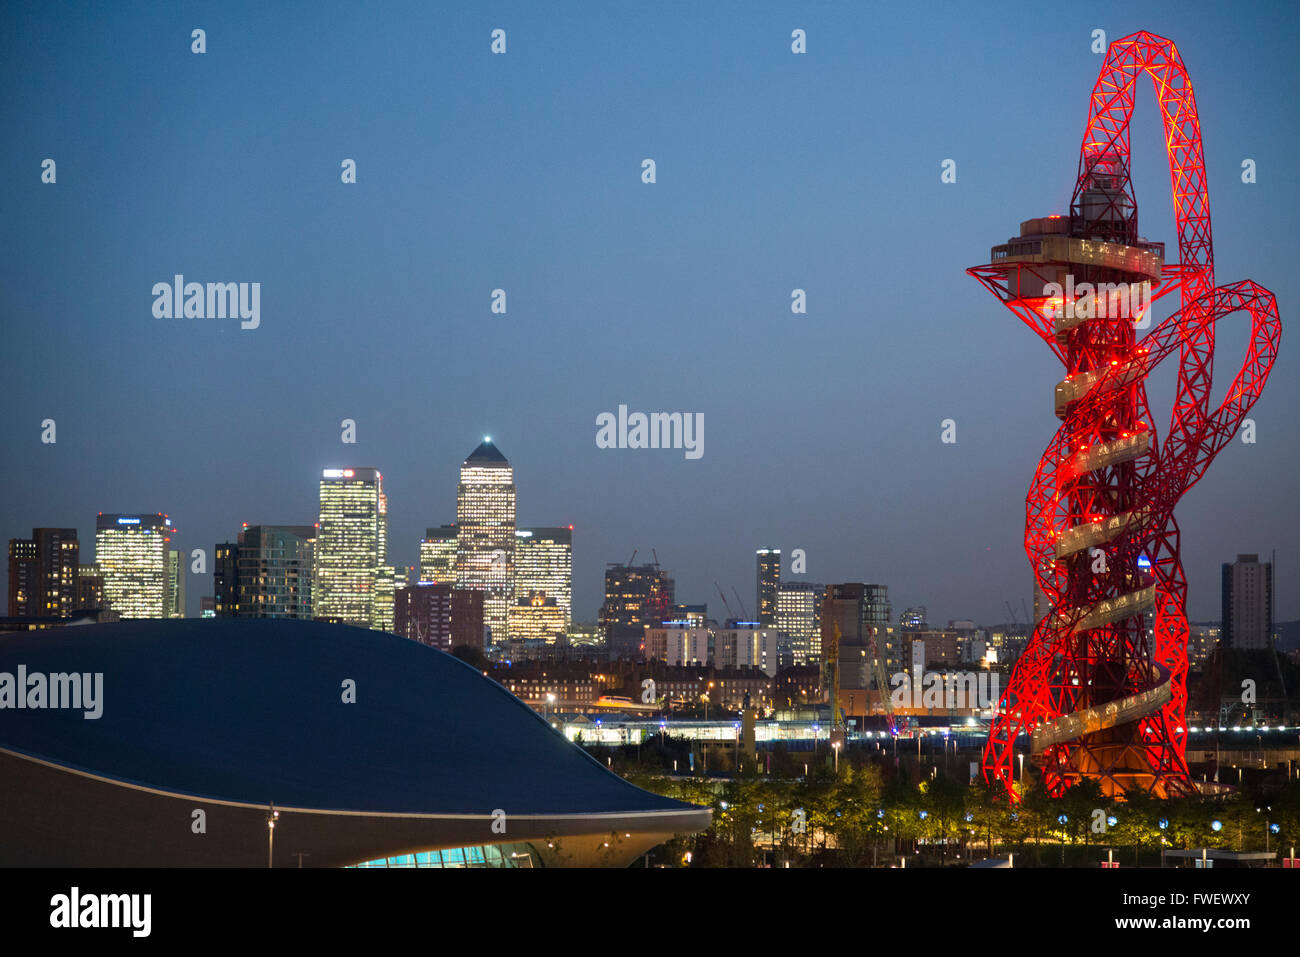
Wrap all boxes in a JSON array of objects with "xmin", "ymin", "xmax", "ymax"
[{"xmin": 967, "ymin": 32, "xmax": 1280, "ymax": 800}]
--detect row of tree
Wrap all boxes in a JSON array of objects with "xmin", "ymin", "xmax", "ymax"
[{"xmin": 613, "ymin": 741, "xmax": 1300, "ymax": 867}]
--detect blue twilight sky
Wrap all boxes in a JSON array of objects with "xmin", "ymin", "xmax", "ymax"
[{"xmin": 1, "ymin": 0, "xmax": 1297, "ymax": 626}]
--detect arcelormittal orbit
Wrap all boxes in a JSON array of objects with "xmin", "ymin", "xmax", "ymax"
[{"xmin": 968, "ymin": 32, "xmax": 1281, "ymax": 799}]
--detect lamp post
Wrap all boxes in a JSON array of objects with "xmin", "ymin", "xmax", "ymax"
[
  {"xmin": 833, "ymin": 740, "xmax": 841, "ymax": 774},
  {"xmin": 266, "ymin": 803, "xmax": 279, "ymax": 868}
]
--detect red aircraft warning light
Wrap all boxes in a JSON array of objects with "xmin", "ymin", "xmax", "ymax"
[{"xmin": 967, "ymin": 32, "xmax": 1280, "ymax": 800}]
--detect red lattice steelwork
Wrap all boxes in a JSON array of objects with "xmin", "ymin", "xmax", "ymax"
[{"xmin": 967, "ymin": 32, "xmax": 1281, "ymax": 799}]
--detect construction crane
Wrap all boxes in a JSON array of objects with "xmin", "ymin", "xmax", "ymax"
[
  {"xmin": 827, "ymin": 622, "xmax": 841, "ymax": 731},
  {"xmin": 714, "ymin": 582, "xmax": 733, "ymax": 619},
  {"xmin": 626, "ymin": 549, "xmax": 637, "ymax": 567},
  {"xmin": 731, "ymin": 587, "xmax": 749, "ymax": 621},
  {"xmin": 867, "ymin": 625, "xmax": 899, "ymax": 735}
]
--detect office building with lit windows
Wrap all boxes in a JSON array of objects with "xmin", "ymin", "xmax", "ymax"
[
  {"xmin": 514, "ymin": 526, "xmax": 572, "ymax": 631},
  {"xmin": 313, "ymin": 468, "xmax": 388, "ymax": 629},
  {"xmin": 454, "ymin": 440, "xmax": 516, "ymax": 643},
  {"xmin": 507, "ymin": 591, "xmax": 567, "ymax": 644},
  {"xmin": 167, "ymin": 549, "xmax": 185, "ymax": 618},
  {"xmin": 7, "ymin": 528, "xmax": 79, "ymax": 618},
  {"xmin": 419, "ymin": 525, "xmax": 458, "ymax": 585},
  {"xmin": 775, "ymin": 581, "xmax": 824, "ymax": 666},
  {"xmin": 755, "ymin": 547, "xmax": 781, "ymax": 626},
  {"xmin": 94, "ymin": 514, "xmax": 172, "ymax": 619},
  {"xmin": 374, "ymin": 565, "xmax": 402, "ymax": 634}
]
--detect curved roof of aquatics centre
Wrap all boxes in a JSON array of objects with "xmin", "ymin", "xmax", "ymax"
[{"xmin": 0, "ymin": 618, "xmax": 710, "ymax": 866}]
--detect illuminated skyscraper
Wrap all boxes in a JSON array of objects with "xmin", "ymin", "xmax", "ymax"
[
  {"xmin": 7, "ymin": 528, "xmax": 79, "ymax": 618},
  {"xmin": 313, "ymin": 468, "xmax": 388, "ymax": 629},
  {"xmin": 95, "ymin": 514, "xmax": 172, "ymax": 619},
  {"xmin": 756, "ymin": 547, "xmax": 781, "ymax": 626},
  {"xmin": 167, "ymin": 549, "xmax": 185, "ymax": 618},
  {"xmin": 775, "ymin": 581, "xmax": 824, "ymax": 665},
  {"xmin": 454, "ymin": 439, "xmax": 516, "ymax": 643},
  {"xmin": 514, "ymin": 526, "xmax": 572, "ymax": 632},
  {"xmin": 419, "ymin": 525, "xmax": 458, "ymax": 584}
]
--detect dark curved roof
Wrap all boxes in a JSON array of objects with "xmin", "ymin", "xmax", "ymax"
[
  {"xmin": 464, "ymin": 439, "xmax": 508, "ymax": 464},
  {"xmin": 0, "ymin": 619, "xmax": 695, "ymax": 817}
]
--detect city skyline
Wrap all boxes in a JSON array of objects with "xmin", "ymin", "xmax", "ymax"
[
  {"xmin": 2, "ymin": 435, "xmax": 1292, "ymax": 630},
  {"xmin": 3, "ymin": 3, "xmax": 1296, "ymax": 630}
]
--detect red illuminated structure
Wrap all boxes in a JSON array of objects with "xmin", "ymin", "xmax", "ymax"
[{"xmin": 968, "ymin": 33, "xmax": 1280, "ymax": 799}]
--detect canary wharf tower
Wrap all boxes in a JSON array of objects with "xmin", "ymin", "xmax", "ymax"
[{"xmin": 455, "ymin": 439, "xmax": 516, "ymax": 643}]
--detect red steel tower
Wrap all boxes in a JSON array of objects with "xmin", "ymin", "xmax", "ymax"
[{"xmin": 968, "ymin": 32, "xmax": 1280, "ymax": 799}]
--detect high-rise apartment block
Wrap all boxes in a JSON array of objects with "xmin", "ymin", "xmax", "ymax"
[
  {"xmin": 394, "ymin": 582, "xmax": 485, "ymax": 651},
  {"xmin": 756, "ymin": 547, "xmax": 781, "ymax": 626},
  {"xmin": 214, "ymin": 525, "xmax": 316, "ymax": 618},
  {"xmin": 600, "ymin": 561, "xmax": 675, "ymax": 658},
  {"xmin": 7, "ymin": 528, "xmax": 79, "ymax": 617},
  {"xmin": 1222, "ymin": 553, "xmax": 1273, "ymax": 651},
  {"xmin": 716, "ymin": 621, "xmax": 779, "ymax": 677}
]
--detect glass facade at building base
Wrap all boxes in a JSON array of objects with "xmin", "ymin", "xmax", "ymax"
[{"xmin": 351, "ymin": 842, "xmax": 542, "ymax": 868}]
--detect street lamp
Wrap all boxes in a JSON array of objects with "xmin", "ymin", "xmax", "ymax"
[
  {"xmin": 545, "ymin": 692, "xmax": 556, "ymax": 720},
  {"xmin": 266, "ymin": 803, "xmax": 279, "ymax": 868},
  {"xmin": 833, "ymin": 740, "xmax": 841, "ymax": 774}
]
